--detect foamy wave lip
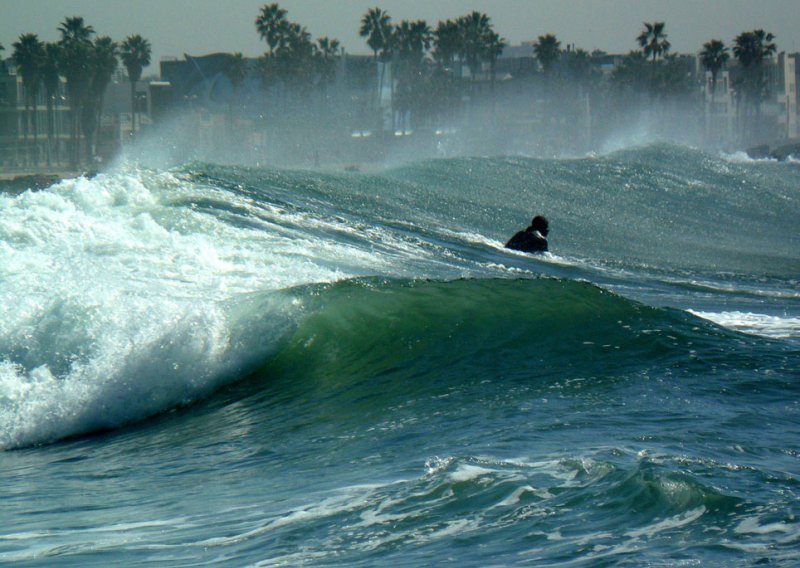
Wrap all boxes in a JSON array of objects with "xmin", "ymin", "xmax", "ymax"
[
  {"xmin": 1, "ymin": 167, "xmax": 334, "ymax": 449},
  {"xmin": 719, "ymin": 151, "xmax": 778, "ymax": 164},
  {"xmin": 0, "ymin": 294, "xmax": 299, "ymax": 450},
  {"xmin": 689, "ymin": 310, "xmax": 800, "ymax": 339}
]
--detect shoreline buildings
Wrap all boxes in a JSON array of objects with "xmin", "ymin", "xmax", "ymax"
[{"xmin": 2, "ymin": 47, "xmax": 799, "ymax": 171}]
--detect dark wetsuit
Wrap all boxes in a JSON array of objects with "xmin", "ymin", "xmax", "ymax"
[{"xmin": 505, "ymin": 228, "xmax": 548, "ymax": 253}]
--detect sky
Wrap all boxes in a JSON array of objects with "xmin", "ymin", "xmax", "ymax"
[{"xmin": 2, "ymin": 0, "xmax": 798, "ymax": 75}]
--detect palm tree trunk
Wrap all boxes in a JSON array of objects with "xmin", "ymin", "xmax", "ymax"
[
  {"xmin": 32, "ymin": 94, "xmax": 39, "ymax": 166},
  {"xmin": 130, "ymin": 80, "xmax": 137, "ymax": 134},
  {"xmin": 55, "ymin": 95, "xmax": 62, "ymax": 166},
  {"xmin": 46, "ymin": 96, "xmax": 53, "ymax": 167},
  {"xmin": 23, "ymin": 101, "xmax": 30, "ymax": 168},
  {"xmin": 72, "ymin": 99, "xmax": 81, "ymax": 168},
  {"xmin": 378, "ymin": 59, "xmax": 386, "ymax": 131}
]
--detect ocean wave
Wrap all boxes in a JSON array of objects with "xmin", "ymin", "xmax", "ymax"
[
  {"xmin": 39, "ymin": 448, "xmax": 765, "ymax": 566},
  {"xmin": 719, "ymin": 150, "xmax": 779, "ymax": 164},
  {"xmin": 0, "ymin": 274, "xmax": 757, "ymax": 449},
  {"xmin": 1, "ymin": 152, "xmax": 797, "ymax": 449}
]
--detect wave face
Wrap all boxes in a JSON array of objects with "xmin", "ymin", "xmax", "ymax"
[{"xmin": 1, "ymin": 144, "xmax": 799, "ymax": 565}]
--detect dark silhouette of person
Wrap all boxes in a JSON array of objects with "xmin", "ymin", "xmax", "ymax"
[{"xmin": 505, "ymin": 215, "xmax": 549, "ymax": 253}]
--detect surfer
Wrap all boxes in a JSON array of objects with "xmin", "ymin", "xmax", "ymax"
[{"xmin": 505, "ymin": 215, "xmax": 549, "ymax": 253}]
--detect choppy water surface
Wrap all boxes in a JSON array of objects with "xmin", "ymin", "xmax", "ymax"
[{"xmin": 1, "ymin": 144, "xmax": 798, "ymax": 565}]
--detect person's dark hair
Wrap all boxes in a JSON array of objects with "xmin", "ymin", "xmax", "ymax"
[{"xmin": 531, "ymin": 215, "xmax": 549, "ymax": 234}]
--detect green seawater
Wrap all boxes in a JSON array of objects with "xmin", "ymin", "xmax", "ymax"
[{"xmin": 0, "ymin": 144, "xmax": 798, "ymax": 565}]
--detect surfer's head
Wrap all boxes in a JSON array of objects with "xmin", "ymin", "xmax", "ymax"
[{"xmin": 531, "ymin": 215, "xmax": 549, "ymax": 236}]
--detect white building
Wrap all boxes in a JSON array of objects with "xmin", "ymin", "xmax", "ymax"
[
  {"xmin": 703, "ymin": 69, "xmax": 735, "ymax": 147},
  {"xmin": 775, "ymin": 52, "xmax": 798, "ymax": 140}
]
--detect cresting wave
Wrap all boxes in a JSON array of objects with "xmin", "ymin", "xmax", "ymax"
[
  {"xmin": 261, "ymin": 277, "xmax": 749, "ymax": 387},
  {"xmin": 0, "ymin": 272, "xmax": 779, "ymax": 450},
  {"xmin": 1, "ymin": 145, "xmax": 798, "ymax": 449},
  {"xmin": 0, "ymin": 169, "xmax": 328, "ymax": 449}
]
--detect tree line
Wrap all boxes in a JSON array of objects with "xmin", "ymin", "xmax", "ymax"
[
  {"xmin": 244, "ymin": 4, "xmax": 509, "ymax": 130},
  {"xmin": 241, "ymin": 5, "xmax": 780, "ymax": 146},
  {"xmin": 5, "ymin": 17, "xmax": 151, "ymax": 167},
  {"xmin": 3, "ymin": 6, "xmax": 782, "ymax": 168}
]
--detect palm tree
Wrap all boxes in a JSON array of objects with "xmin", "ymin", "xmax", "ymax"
[
  {"xmin": 12, "ymin": 33, "xmax": 46, "ymax": 166},
  {"xmin": 651, "ymin": 53, "xmax": 693, "ymax": 100},
  {"xmin": 429, "ymin": 19, "xmax": 464, "ymax": 124},
  {"xmin": 58, "ymin": 17, "xmax": 95, "ymax": 167},
  {"xmin": 359, "ymin": 7, "xmax": 393, "ymax": 62},
  {"xmin": 119, "ymin": 34, "xmax": 151, "ymax": 135},
  {"xmin": 315, "ymin": 37, "xmax": 341, "ymax": 90},
  {"xmin": 393, "ymin": 20, "xmax": 431, "ymax": 61},
  {"xmin": 255, "ymin": 3, "xmax": 288, "ymax": 55},
  {"xmin": 700, "ymin": 39, "xmax": 730, "ymax": 140},
  {"xmin": 733, "ymin": 29, "xmax": 776, "ymax": 67},
  {"xmin": 637, "ymin": 22, "xmax": 670, "ymax": 65},
  {"xmin": 733, "ymin": 29, "xmax": 776, "ymax": 141},
  {"xmin": 313, "ymin": 37, "xmax": 342, "ymax": 145},
  {"xmin": 458, "ymin": 11, "xmax": 492, "ymax": 82},
  {"xmin": 276, "ymin": 23, "xmax": 315, "ymax": 89},
  {"xmin": 432, "ymin": 19, "xmax": 460, "ymax": 72},
  {"xmin": 59, "ymin": 16, "xmax": 95, "ymax": 43},
  {"xmin": 609, "ymin": 50, "xmax": 649, "ymax": 112},
  {"xmin": 533, "ymin": 34, "xmax": 561, "ymax": 75},
  {"xmin": 392, "ymin": 19, "xmax": 432, "ymax": 126},
  {"xmin": 360, "ymin": 7, "xmax": 393, "ymax": 118},
  {"xmin": 484, "ymin": 31, "xmax": 506, "ymax": 94},
  {"xmin": 42, "ymin": 42, "xmax": 62, "ymax": 166},
  {"xmin": 565, "ymin": 49, "xmax": 594, "ymax": 83},
  {"xmin": 699, "ymin": 39, "xmax": 729, "ymax": 98},
  {"xmin": 83, "ymin": 36, "xmax": 118, "ymax": 162},
  {"xmin": 316, "ymin": 37, "xmax": 341, "ymax": 60}
]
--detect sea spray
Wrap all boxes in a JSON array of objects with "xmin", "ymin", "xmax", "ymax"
[{"xmin": 0, "ymin": 145, "xmax": 798, "ymax": 565}]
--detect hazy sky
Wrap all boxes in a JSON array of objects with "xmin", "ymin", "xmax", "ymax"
[{"xmin": 2, "ymin": 0, "xmax": 798, "ymax": 74}]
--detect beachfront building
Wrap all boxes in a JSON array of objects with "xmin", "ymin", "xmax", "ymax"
[
  {"xmin": 154, "ymin": 52, "xmax": 383, "ymax": 165},
  {"xmin": 117, "ymin": 47, "xmax": 800, "ymax": 164},
  {"xmin": 0, "ymin": 59, "xmax": 153, "ymax": 171},
  {"xmin": 91, "ymin": 68, "xmax": 153, "ymax": 163},
  {"xmin": 775, "ymin": 52, "xmax": 799, "ymax": 141},
  {"xmin": 702, "ymin": 69, "xmax": 735, "ymax": 147},
  {"xmin": 0, "ymin": 57, "xmax": 72, "ymax": 170},
  {"xmin": 696, "ymin": 51, "xmax": 800, "ymax": 150}
]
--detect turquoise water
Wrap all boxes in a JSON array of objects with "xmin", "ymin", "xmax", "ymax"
[{"xmin": 1, "ymin": 144, "xmax": 798, "ymax": 565}]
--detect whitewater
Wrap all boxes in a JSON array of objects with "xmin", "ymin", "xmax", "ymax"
[{"xmin": 0, "ymin": 143, "xmax": 798, "ymax": 565}]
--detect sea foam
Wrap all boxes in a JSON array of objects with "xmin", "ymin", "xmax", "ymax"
[{"xmin": 0, "ymin": 167, "xmax": 371, "ymax": 448}]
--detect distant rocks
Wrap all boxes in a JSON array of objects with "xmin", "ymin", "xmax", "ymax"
[
  {"xmin": 0, "ymin": 171, "xmax": 99, "ymax": 195},
  {"xmin": 0, "ymin": 174, "xmax": 63, "ymax": 195},
  {"xmin": 746, "ymin": 141, "xmax": 800, "ymax": 161},
  {"xmin": 768, "ymin": 142, "xmax": 800, "ymax": 161}
]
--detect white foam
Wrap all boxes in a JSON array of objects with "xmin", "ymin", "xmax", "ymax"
[
  {"xmin": 625, "ymin": 507, "xmax": 706, "ymax": 539},
  {"xmin": 449, "ymin": 463, "xmax": 495, "ymax": 482},
  {"xmin": 735, "ymin": 516, "xmax": 800, "ymax": 537},
  {"xmin": 492, "ymin": 485, "xmax": 552, "ymax": 507},
  {"xmin": 689, "ymin": 310, "xmax": 800, "ymax": 339},
  {"xmin": 719, "ymin": 150, "xmax": 778, "ymax": 164},
  {"xmin": 0, "ymin": 166, "xmax": 407, "ymax": 448}
]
